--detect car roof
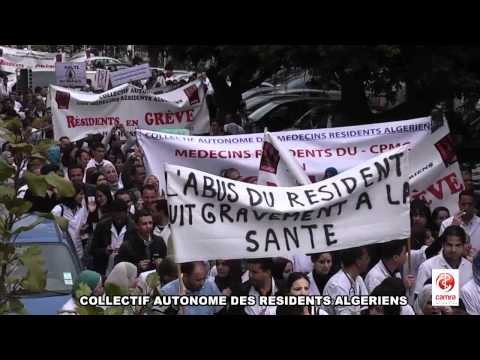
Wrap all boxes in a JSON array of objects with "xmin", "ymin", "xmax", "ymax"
[
  {"xmin": 248, "ymin": 97, "xmax": 332, "ymax": 122},
  {"xmin": 12, "ymin": 215, "xmax": 62, "ymax": 244}
]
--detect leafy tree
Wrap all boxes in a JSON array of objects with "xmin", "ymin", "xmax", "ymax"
[{"xmin": 0, "ymin": 116, "xmax": 75, "ymax": 314}]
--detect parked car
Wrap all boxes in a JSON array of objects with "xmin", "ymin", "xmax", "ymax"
[
  {"xmin": 12, "ymin": 214, "xmax": 82, "ymax": 315},
  {"xmin": 242, "ymin": 86, "xmax": 277, "ymax": 101},
  {"xmin": 247, "ymin": 97, "xmax": 338, "ymax": 133},
  {"xmin": 245, "ymin": 94, "xmax": 300, "ymax": 115},
  {"xmin": 71, "ymin": 56, "xmax": 122, "ymax": 70},
  {"xmin": 289, "ymin": 103, "xmax": 339, "ymax": 130}
]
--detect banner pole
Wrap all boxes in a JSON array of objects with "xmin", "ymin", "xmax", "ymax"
[{"xmin": 177, "ymin": 264, "xmax": 185, "ymax": 315}]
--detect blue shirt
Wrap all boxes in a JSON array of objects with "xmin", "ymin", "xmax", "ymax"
[{"xmin": 160, "ymin": 278, "xmax": 222, "ymax": 315}]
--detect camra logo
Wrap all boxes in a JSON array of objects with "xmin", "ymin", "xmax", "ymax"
[
  {"xmin": 436, "ymin": 273, "xmax": 455, "ymax": 292},
  {"xmin": 432, "ymin": 269, "xmax": 459, "ymax": 306}
]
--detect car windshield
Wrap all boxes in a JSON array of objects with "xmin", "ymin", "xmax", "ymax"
[{"xmin": 14, "ymin": 244, "xmax": 79, "ymax": 295}]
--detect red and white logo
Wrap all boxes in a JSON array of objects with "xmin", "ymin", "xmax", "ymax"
[{"xmin": 432, "ymin": 269, "xmax": 459, "ymax": 306}]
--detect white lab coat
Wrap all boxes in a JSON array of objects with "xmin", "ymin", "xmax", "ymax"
[
  {"xmin": 460, "ymin": 279, "xmax": 480, "ymax": 315},
  {"xmin": 307, "ymin": 271, "xmax": 321, "ymax": 296},
  {"xmin": 68, "ymin": 206, "xmax": 89, "ymax": 259},
  {"xmin": 322, "ymin": 269, "xmax": 368, "ymax": 315},
  {"xmin": 414, "ymin": 252, "xmax": 473, "ymax": 295},
  {"xmin": 292, "ymin": 254, "xmax": 313, "ymax": 274},
  {"xmin": 365, "ymin": 260, "xmax": 402, "ymax": 294},
  {"xmin": 244, "ymin": 277, "xmax": 278, "ymax": 316}
]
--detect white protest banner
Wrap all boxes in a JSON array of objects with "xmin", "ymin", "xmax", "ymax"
[
  {"xmin": 56, "ymin": 62, "xmax": 86, "ymax": 87},
  {"xmin": 139, "ymin": 117, "xmax": 464, "ymax": 213},
  {"xmin": 95, "ymin": 69, "xmax": 110, "ymax": 91},
  {"xmin": 0, "ymin": 46, "xmax": 57, "ymax": 73},
  {"xmin": 165, "ymin": 146, "xmax": 410, "ymax": 262},
  {"xmin": 51, "ymin": 80, "xmax": 209, "ymax": 141},
  {"xmin": 109, "ymin": 64, "xmax": 152, "ymax": 88},
  {"xmin": 257, "ymin": 131, "xmax": 311, "ymax": 187}
]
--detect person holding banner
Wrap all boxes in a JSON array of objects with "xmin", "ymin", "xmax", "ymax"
[
  {"xmin": 322, "ymin": 246, "xmax": 370, "ymax": 315},
  {"xmin": 85, "ymin": 143, "xmax": 114, "ymax": 175}
]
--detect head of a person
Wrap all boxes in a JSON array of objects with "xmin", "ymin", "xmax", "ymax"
[
  {"xmin": 410, "ymin": 199, "xmax": 432, "ymax": 234},
  {"xmin": 142, "ymin": 184, "xmax": 157, "ymax": 210},
  {"xmin": 462, "ymin": 170, "xmax": 474, "ymax": 192},
  {"xmin": 441, "ymin": 225, "xmax": 467, "ymax": 264},
  {"xmin": 323, "ymin": 167, "xmax": 338, "ymax": 179},
  {"xmin": 41, "ymin": 163, "xmax": 61, "ymax": 177},
  {"xmin": 144, "ymin": 175, "xmax": 160, "ymax": 193},
  {"xmin": 95, "ymin": 172, "xmax": 108, "ymax": 187},
  {"xmin": 105, "ymin": 262, "xmax": 138, "ymax": 294},
  {"xmin": 340, "ymin": 246, "xmax": 370, "ymax": 274},
  {"xmin": 74, "ymin": 183, "xmax": 85, "ymax": 206},
  {"xmin": 380, "ymin": 239, "xmax": 407, "ymax": 270},
  {"xmin": 59, "ymin": 136, "xmax": 71, "ymax": 152},
  {"xmin": 472, "ymin": 252, "xmax": 480, "ymax": 287},
  {"xmin": 95, "ymin": 184, "xmax": 113, "ymax": 208},
  {"xmin": 77, "ymin": 149, "xmax": 91, "ymax": 169},
  {"xmin": 115, "ymin": 189, "xmax": 133, "ymax": 209},
  {"xmin": 311, "ymin": 252, "xmax": 333, "ymax": 275},
  {"xmin": 85, "ymin": 168, "xmax": 99, "ymax": 185},
  {"xmin": 368, "ymin": 277, "xmax": 404, "ymax": 315},
  {"xmin": 151, "ymin": 199, "xmax": 168, "ymax": 225},
  {"xmin": 414, "ymin": 284, "xmax": 442, "ymax": 315},
  {"xmin": 27, "ymin": 156, "xmax": 46, "ymax": 175},
  {"xmin": 215, "ymin": 259, "xmax": 242, "ymax": 280},
  {"xmin": 181, "ymin": 261, "xmax": 208, "ymax": 291},
  {"xmin": 134, "ymin": 208, "xmax": 154, "ymax": 239},
  {"xmin": 156, "ymin": 256, "xmax": 178, "ymax": 286},
  {"xmin": 286, "ymin": 272, "xmax": 310, "ymax": 296},
  {"xmin": 133, "ymin": 165, "xmax": 146, "ymax": 186},
  {"xmin": 222, "ymin": 168, "xmax": 241, "ymax": 181},
  {"xmin": 93, "ymin": 143, "xmax": 106, "ymax": 162},
  {"xmin": 432, "ymin": 206, "xmax": 450, "ymax": 229},
  {"xmin": 1, "ymin": 151, "xmax": 14, "ymax": 166},
  {"xmin": 458, "ymin": 191, "xmax": 476, "ymax": 219},
  {"xmin": 425, "ymin": 228, "xmax": 435, "ymax": 247},
  {"xmin": 210, "ymin": 119, "xmax": 224, "ymax": 136},
  {"xmin": 72, "ymin": 270, "xmax": 103, "ymax": 299},
  {"xmin": 102, "ymin": 164, "xmax": 118, "ymax": 185},
  {"xmin": 110, "ymin": 199, "xmax": 128, "ymax": 228},
  {"xmin": 272, "ymin": 257, "xmax": 293, "ymax": 281},
  {"xmin": 68, "ymin": 165, "xmax": 84, "ymax": 187},
  {"xmin": 114, "ymin": 153, "xmax": 126, "ymax": 175},
  {"xmin": 247, "ymin": 258, "xmax": 273, "ymax": 288}
]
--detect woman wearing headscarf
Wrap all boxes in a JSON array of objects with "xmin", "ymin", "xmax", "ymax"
[
  {"xmin": 414, "ymin": 284, "xmax": 453, "ymax": 315},
  {"xmin": 58, "ymin": 270, "xmax": 103, "ymax": 315},
  {"xmin": 104, "ymin": 262, "xmax": 139, "ymax": 294},
  {"xmin": 102, "ymin": 164, "xmax": 122, "ymax": 193}
]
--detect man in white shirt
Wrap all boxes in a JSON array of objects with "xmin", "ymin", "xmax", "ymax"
[
  {"xmin": 84, "ymin": 143, "xmax": 114, "ymax": 173},
  {"xmin": 439, "ymin": 191, "xmax": 480, "ymax": 254},
  {"xmin": 415, "ymin": 225, "xmax": 473, "ymax": 296},
  {"xmin": 460, "ymin": 253, "xmax": 480, "ymax": 315},
  {"xmin": 322, "ymin": 246, "xmax": 370, "ymax": 315},
  {"xmin": 365, "ymin": 239, "xmax": 415, "ymax": 293}
]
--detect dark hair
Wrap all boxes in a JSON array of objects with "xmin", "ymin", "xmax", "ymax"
[
  {"xmin": 34, "ymin": 86, "xmax": 42, "ymax": 94},
  {"xmin": 310, "ymin": 252, "xmax": 332, "ymax": 263},
  {"xmin": 110, "ymin": 199, "xmax": 128, "ymax": 212},
  {"xmin": 152, "ymin": 199, "xmax": 168, "ymax": 215},
  {"xmin": 93, "ymin": 143, "xmax": 105, "ymax": 151},
  {"xmin": 441, "ymin": 225, "xmax": 467, "ymax": 244},
  {"xmin": 380, "ymin": 239, "xmax": 406, "ymax": 260},
  {"xmin": 115, "ymin": 189, "xmax": 131, "ymax": 200},
  {"xmin": 96, "ymin": 184, "xmax": 113, "ymax": 204},
  {"xmin": 246, "ymin": 258, "xmax": 274, "ymax": 273},
  {"xmin": 432, "ymin": 206, "xmax": 450, "ymax": 222},
  {"xmin": 286, "ymin": 272, "xmax": 310, "ymax": 293},
  {"xmin": 133, "ymin": 164, "xmax": 145, "ymax": 176},
  {"xmin": 61, "ymin": 183, "xmax": 84, "ymax": 211},
  {"xmin": 271, "ymin": 257, "xmax": 292, "ymax": 280},
  {"xmin": 134, "ymin": 208, "xmax": 152, "ymax": 223},
  {"xmin": 76, "ymin": 148, "xmax": 90, "ymax": 161},
  {"xmin": 68, "ymin": 164, "xmax": 83, "ymax": 175},
  {"xmin": 142, "ymin": 184, "xmax": 156, "ymax": 194},
  {"xmin": 40, "ymin": 164, "xmax": 59, "ymax": 175},
  {"xmin": 369, "ymin": 277, "xmax": 404, "ymax": 315},
  {"xmin": 340, "ymin": 246, "xmax": 368, "ymax": 267},
  {"xmin": 180, "ymin": 261, "xmax": 205, "ymax": 276},
  {"xmin": 410, "ymin": 199, "xmax": 432, "ymax": 221},
  {"xmin": 215, "ymin": 259, "xmax": 243, "ymax": 283},
  {"xmin": 91, "ymin": 172, "xmax": 106, "ymax": 185},
  {"xmin": 459, "ymin": 190, "xmax": 475, "ymax": 204},
  {"xmin": 157, "ymin": 256, "xmax": 177, "ymax": 283},
  {"xmin": 59, "ymin": 136, "xmax": 70, "ymax": 142}
]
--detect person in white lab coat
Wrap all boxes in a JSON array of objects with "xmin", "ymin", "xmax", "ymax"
[
  {"xmin": 307, "ymin": 252, "xmax": 335, "ymax": 295},
  {"xmin": 460, "ymin": 252, "xmax": 480, "ymax": 315},
  {"xmin": 322, "ymin": 246, "xmax": 370, "ymax": 315},
  {"xmin": 415, "ymin": 225, "xmax": 473, "ymax": 297},
  {"xmin": 439, "ymin": 191, "xmax": 480, "ymax": 256},
  {"xmin": 365, "ymin": 239, "xmax": 415, "ymax": 294}
]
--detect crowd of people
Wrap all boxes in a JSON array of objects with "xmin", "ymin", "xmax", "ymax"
[{"xmin": 1, "ymin": 70, "xmax": 480, "ymax": 316}]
